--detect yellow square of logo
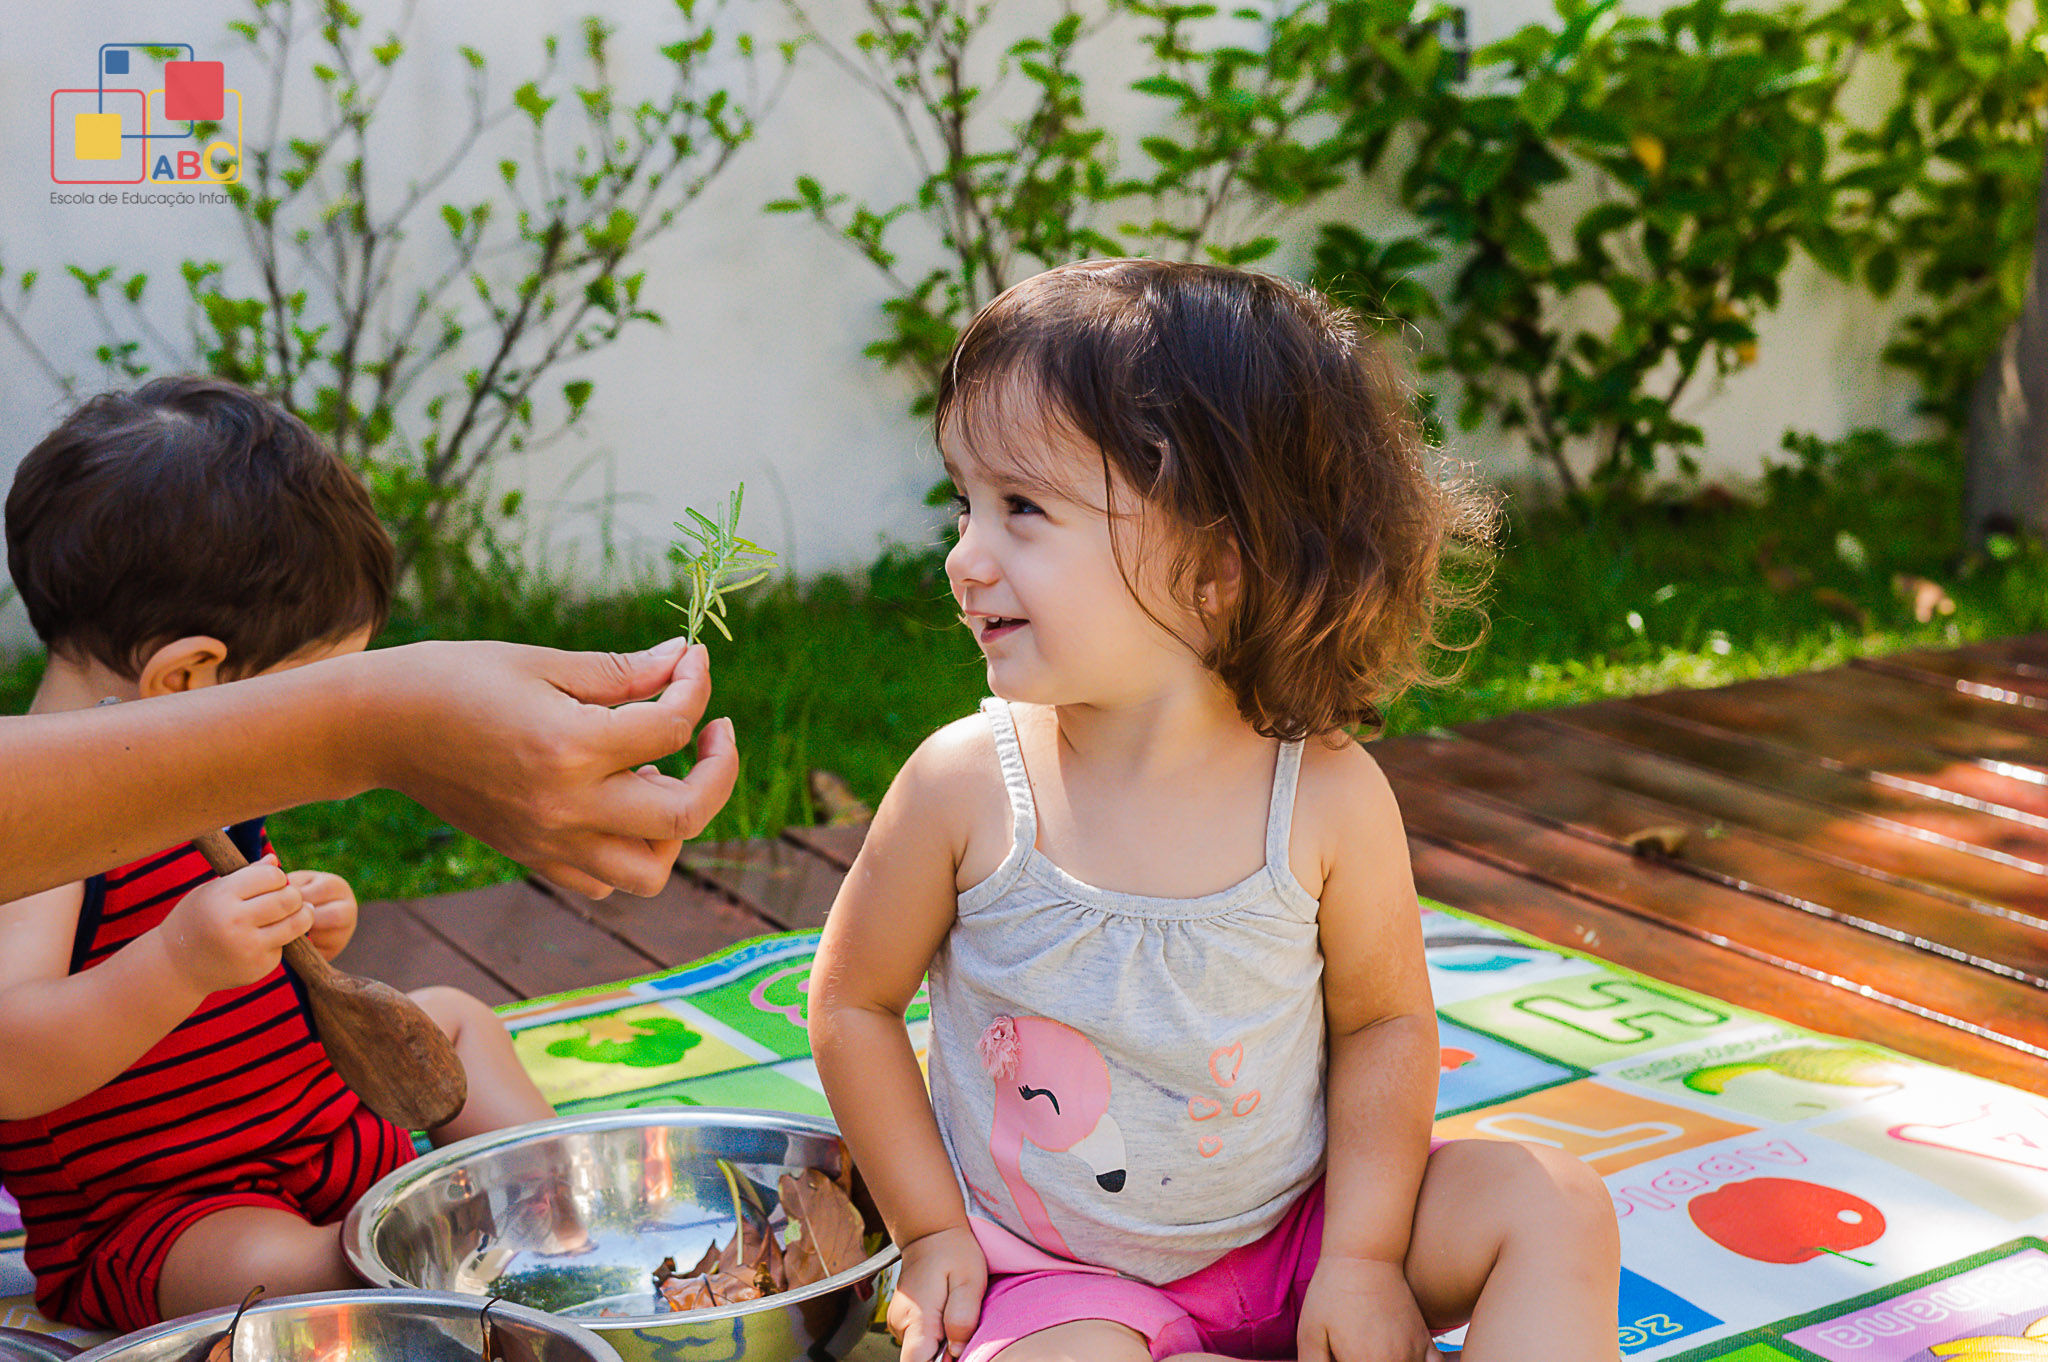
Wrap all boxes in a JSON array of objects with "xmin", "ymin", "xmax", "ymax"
[{"xmin": 74, "ymin": 112, "xmax": 122, "ymax": 160}]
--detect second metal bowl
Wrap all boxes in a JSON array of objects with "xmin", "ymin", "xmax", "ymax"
[{"xmin": 68, "ymin": 1290, "xmax": 619, "ymax": 1362}]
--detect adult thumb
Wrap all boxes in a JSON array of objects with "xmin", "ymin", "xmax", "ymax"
[{"xmin": 553, "ymin": 637, "xmax": 697, "ymax": 708}]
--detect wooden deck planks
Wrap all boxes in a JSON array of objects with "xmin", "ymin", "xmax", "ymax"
[
  {"xmin": 338, "ymin": 635, "xmax": 2048, "ymax": 1095},
  {"xmin": 1551, "ymin": 701, "xmax": 2048, "ymax": 865},
  {"xmin": 679, "ymin": 838, "xmax": 845, "ymax": 932},
  {"xmin": 332, "ymin": 900, "xmax": 520, "ymax": 1007},
  {"xmin": 1464, "ymin": 712, "xmax": 2048, "ymax": 917},
  {"xmin": 1382, "ymin": 770, "xmax": 2048, "ymax": 1059},
  {"xmin": 402, "ymin": 880, "xmax": 661, "ymax": 1000},
  {"xmin": 1374, "ymin": 733, "xmax": 2048, "ymax": 983},
  {"xmin": 539, "ymin": 874, "xmax": 782, "ymax": 970}
]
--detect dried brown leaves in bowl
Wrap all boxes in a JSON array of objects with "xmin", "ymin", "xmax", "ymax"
[{"xmin": 650, "ymin": 1160, "xmax": 872, "ymax": 1311}]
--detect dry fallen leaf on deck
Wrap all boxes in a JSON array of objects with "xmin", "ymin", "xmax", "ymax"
[
  {"xmin": 1624, "ymin": 825, "xmax": 1689, "ymax": 858},
  {"xmin": 1893, "ymin": 573, "xmax": 1956, "ymax": 623},
  {"xmin": 779, "ymin": 1168, "xmax": 867, "ymax": 1287}
]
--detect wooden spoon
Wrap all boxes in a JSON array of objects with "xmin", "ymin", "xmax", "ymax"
[{"xmin": 193, "ymin": 829, "xmax": 468, "ymax": 1131}]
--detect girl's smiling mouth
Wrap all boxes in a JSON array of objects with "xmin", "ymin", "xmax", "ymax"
[{"xmin": 967, "ymin": 612, "xmax": 1029, "ymax": 643}]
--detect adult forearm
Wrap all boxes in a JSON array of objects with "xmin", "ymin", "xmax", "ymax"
[
  {"xmin": 0, "ymin": 660, "xmax": 369, "ymax": 900},
  {"xmin": 0, "ymin": 932, "xmax": 206, "ymax": 1119},
  {"xmin": 812, "ymin": 1004, "xmax": 968, "ymax": 1246},
  {"xmin": 1322, "ymin": 1011, "xmax": 1440, "ymax": 1264},
  {"xmin": 0, "ymin": 636, "xmax": 737, "ymax": 903}
]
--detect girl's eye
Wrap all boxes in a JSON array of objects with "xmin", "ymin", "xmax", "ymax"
[
  {"xmin": 1005, "ymin": 495, "xmax": 1042, "ymax": 517},
  {"xmin": 947, "ymin": 488, "xmax": 969, "ymax": 516}
]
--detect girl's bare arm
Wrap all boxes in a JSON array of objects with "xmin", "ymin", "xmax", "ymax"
[
  {"xmin": 1311, "ymin": 742, "xmax": 1442, "ymax": 1267},
  {"xmin": 807, "ymin": 719, "xmax": 987, "ymax": 1247}
]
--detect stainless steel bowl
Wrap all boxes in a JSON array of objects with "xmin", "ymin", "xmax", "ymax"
[
  {"xmin": 67, "ymin": 1290, "xmax": 620, "ymax": 1362},
  {"xmin": 343, "ymin": 1110, "xmax": 898, "ymax": 1362}
]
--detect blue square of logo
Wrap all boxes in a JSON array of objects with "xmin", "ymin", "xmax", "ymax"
[{"xmin": 104, "ymin": 50, "xmax": 129, "ymax": 75}]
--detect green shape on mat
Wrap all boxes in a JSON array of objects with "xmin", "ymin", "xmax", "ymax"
[
  {"xmin": 1696, "ymin": 1347, "xmax": 1803, "ymax": 1362},
  {"xmin": 555, "ymin": 1062, "xmax": 831, "ymax": 1118},
  {"xmin": 687, "ymin": 956, "xmax": 929, "ymax": 1055},
  {"xmin": 543, "ymin": 1015, "xmax": 703, "ymax": 1067},
  {"xmin": 1441, "ymin": 975, "xmax": 1737, "ymax": 1068}
]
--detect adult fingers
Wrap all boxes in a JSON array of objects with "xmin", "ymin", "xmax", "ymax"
[
  {"xmin": 528, "ymin": 859, "xmax": 619, "ymax": 901},
  {"xmin": 548, "ymin": 636, "xmax": 694, "ymax": 709},
  {"xmin": 548, "ymin": 715, "xmax": 738, "ymax": 879},
  {"xmin": 585, "ymin": 645, "xmax": 718, "ymax": 775}
]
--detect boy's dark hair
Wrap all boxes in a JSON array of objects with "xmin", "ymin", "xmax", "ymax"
[
  {"xmin": 6, "ymin": 375, "xmax": 394, "ymax": 679},
  {"xmin": 936, "ymin": 258, "xmax": 1493, "ymax": 740}
]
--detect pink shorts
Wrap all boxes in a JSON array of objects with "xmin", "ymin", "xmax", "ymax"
[{"xmin": 962, "ymin": 1180, "xmax": 1327, "ymax": 1362}]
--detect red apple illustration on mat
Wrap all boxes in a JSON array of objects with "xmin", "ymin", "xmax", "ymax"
[{"xmin": 1687, "ymin": 1177, "xmax": 1885, "ymax": 1264}]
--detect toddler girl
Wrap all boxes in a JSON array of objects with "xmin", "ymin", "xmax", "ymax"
[{"xmin": 809, "ymin": 260, "xmax": 1622, "ymax": 1362}]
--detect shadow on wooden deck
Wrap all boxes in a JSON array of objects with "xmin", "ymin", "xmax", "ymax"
[{"xmin": 337, "ymin": 637, "xmax": 2048, "ymax": 1096}]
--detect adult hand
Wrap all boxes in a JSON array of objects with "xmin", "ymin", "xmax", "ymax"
[{"xmin": 368, "ymin": 637, "xmax": 738, "ymax": 899}]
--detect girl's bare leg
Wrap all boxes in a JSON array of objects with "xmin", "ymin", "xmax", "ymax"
[
  {"xmin": 158, "ymin": 1207, "xmax": 352, "ymax": 1319},
  {"xmin": 409, "ymin": 985, "xmax": 554, "ymax": 1144},
  {"xmin": 991, "ymin": 1320, "xmax": 1153, "ymax": 1362},
  {"xmin": 1405, "ymin": 1139, "xmax": 1621, "ymax": 1362}
]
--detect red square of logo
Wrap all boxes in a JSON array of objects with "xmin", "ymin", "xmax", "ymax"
[{"xmin": 164, "ymin": 61, "xmax": 224, "ymax": 121}]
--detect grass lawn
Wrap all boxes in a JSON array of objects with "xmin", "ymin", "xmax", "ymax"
[{"xmin": 6, "ymin": 431, "xmax": 2046, "ymax": 903}]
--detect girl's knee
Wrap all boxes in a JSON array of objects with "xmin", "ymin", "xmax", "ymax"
[
  {"xmin": 1433, "ymin": 1139, "xmax": 1617, "ymax": 1247},
  {"xmin": 1499, "ymin": 1142, "xmax": 1618, "ymax": 1254}
]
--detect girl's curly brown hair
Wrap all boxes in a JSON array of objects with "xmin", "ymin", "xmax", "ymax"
[{"xmin": 936, "ymin": 258, "xmax": 1494, "ymax": 740}]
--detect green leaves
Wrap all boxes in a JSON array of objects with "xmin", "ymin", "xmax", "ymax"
[
  {"xmin": 1331, "ymin": 0, "xmax": 1897, "ymax": 495},
  {"xmin": 668, "ymin": 485, "xmax": 779, "ymax": 646},
  {"xmin": 776, "ymin": 0, "xmax": 1359, "ymax": 410}
]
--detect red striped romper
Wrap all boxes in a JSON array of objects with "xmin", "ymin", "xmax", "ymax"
[{"xmin": 0, "ymin": 821, "xmax": 416, "ymax": 1331}]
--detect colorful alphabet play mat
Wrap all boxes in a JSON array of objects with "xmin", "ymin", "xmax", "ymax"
[{"xmin": 11, "ymin": 904, "xmax": 2048, "ymax": 1359}]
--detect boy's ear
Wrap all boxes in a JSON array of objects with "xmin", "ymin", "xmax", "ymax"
[{"xmin": 137, "ymin": 636, "xmax": 229, "ymax": 697}]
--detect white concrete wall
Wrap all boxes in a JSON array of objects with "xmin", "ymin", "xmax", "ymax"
[{"xmin": 0, "ymin": 0, "xmax": 1934, "ymax": 648}]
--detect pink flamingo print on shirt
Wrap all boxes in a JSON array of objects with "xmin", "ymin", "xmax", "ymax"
[{"xmin": 978, "ymin": 1015, "xmax": 1127, "ymax": 1259}]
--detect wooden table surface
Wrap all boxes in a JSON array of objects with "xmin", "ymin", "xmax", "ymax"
[{"xmin": 335, "ymin": 637, "xmax": 2048, "ymax": 1096}]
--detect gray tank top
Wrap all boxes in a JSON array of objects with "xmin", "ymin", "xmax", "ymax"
[{"xmin": 926, "ymin": 698, "xmax": 1328, "ymax": 1285}]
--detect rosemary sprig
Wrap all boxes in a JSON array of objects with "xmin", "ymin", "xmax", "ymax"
[{"xmin": 668, "ymin": 484, "xmax": 777, "ymax": 646}]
